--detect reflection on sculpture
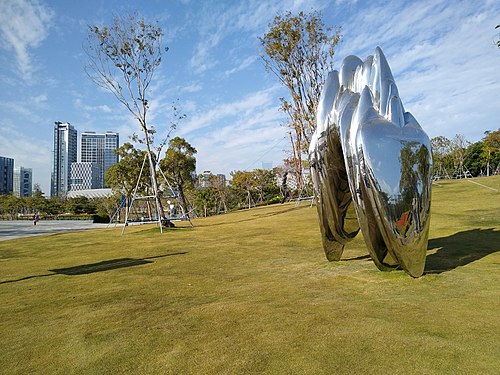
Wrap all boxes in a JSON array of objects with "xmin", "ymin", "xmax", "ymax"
[{"xmin": 309, "ymin": 47, "xmax": 433, "ymax": 277}]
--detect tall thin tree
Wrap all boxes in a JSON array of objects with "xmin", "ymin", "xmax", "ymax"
[
  {"xmin": 260, "ymin": 11, "xmax": 341, "ymax": 188},
  {"xmin": 84, "ymin": 13, "xmax": 168, "ymax": 228}
]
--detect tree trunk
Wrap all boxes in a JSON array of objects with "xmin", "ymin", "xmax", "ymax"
[{"xmin": 178, "ymin": 184, "xmax": 190, "ymax": 218}]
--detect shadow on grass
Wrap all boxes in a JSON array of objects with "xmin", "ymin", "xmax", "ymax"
[
  {"xmin": 196, "ymin": 206, "xmax": 301, "ymax": 227},
  {"xmin": 0, "ymin": 252, "xmax": 187, "ymax": 284},
  {"xmin": 133, "ymin": 226, "xmax": 194, "ymax": 236},
  {"xmin": 49, "ymin": 258, "xmax": 154, "ymax": 275},
  {"xmin": 341, "ymin": 254, "xmax": 372, "ymax": 261},
  {"xmin": 425, "ymin": 228, "xmax": 499, "ymax": 274}
]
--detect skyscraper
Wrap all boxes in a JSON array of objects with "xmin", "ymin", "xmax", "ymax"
[
  {"xmin": 51, "ymin": 121, "xmax": 77, "ymax": 197},
  {"xmin": 0, "ymin": 156, "xmax": 14, "ymax": 195},
  {"xmin": 13, "ymin": 166, "xmax": 32, "ymax": 197},
  {"xmin": 80, "ymin": 131, "xmax": 119, "ymax": 188}
]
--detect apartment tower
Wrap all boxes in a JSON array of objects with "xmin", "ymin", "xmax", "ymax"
[
  {"xmin": 13, "ymin": 166, "xmax": 32, "ymax": 197},
  {"xmin": 51, "ymin": 121, "xmax": 77, "ymax": 197},
  {"xmin": 80, "ymin": 131, "xmax": 119, "ymax": 188},
  {"xmin": 0, "ymin": 156, "xmax": 14, "ymax": 195}
]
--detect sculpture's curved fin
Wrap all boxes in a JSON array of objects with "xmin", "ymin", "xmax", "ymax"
[
  {"xmin": 316, "ymin": 71, "xmax": 340, "ymax": 134},
  {"xmin": 339, "ymin": 55, "xmax": 363, "ymax": 90}
]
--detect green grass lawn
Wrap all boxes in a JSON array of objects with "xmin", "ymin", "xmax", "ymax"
[{"xmin": 1, "ymin": 176, "xmax": 499, "ymax": 374}]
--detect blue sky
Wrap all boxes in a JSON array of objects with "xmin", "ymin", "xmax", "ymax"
[{"xmin": 0, "ymin": 0, "xmax": 499, "ymax": 194}]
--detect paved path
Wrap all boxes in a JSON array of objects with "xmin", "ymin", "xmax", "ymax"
[{"xmin": 0, "ymin": 220, "xmax": 111, "ymax": 241}]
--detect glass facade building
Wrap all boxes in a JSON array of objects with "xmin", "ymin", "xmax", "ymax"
[
  {"xmin": 70, "ymin": 162, "xmax": 99, "ymax": 190},
  {"xmin": 0, "ymin": 156, "xmax": 14, "ymax": 195},
  {"xmin": 51, "ymin": 122, "xmax": 77, "ymax": 197},
  {"xmin": 81, "ymin": 131, "xmax": 119, "ymax": 188},
  {"xmin": 13, "ymin": 166, "xmax": 32, "ymax": 197}
]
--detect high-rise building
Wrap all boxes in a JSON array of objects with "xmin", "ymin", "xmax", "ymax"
[
  {"xmin": 214, "ymin": 173, "xmax": 226, "ymax": 188},
  {"xmin": 198, "ymin": 170, "xmax": 212, "ymax": 188},
  {"xmin": 80, "ymin": 131, "xmax": 119, "ymax": 188},
  {"xmin": 197, "ymin": 171, "xmax": 226, "ymax": 189},
  {"xmin": 0, "ymin": 156, "xmax": 14, "ymax": 195},
  {"xmin": 13, "ymin": 167, "xmax": 32, "ymax": 197},
  {"xmin": 70, "ymin": 162, "xmax": 99, "ymax": 190},
  {"xmin": 51, "ymin": 121, "xmax": 77, "ymax": 197}
]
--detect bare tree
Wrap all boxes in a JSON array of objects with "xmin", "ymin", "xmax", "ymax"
[
  {"xmin": 209, "ymin": 173, "xmax": 229, "ymax": 214},
  {"xmin": 260, "ymin": 11, "xmax": 341, "ymax": 188},
  {"xmin": 84, "ymin": 13, "xmax": 168, "ymax": 226},
  {"xmin": 451, "ymin": 134, "xmax": 470, "ymax": 177},
  {"xmin": 431, "ymin": 136, "xmax": 453, "ymax": 177}
]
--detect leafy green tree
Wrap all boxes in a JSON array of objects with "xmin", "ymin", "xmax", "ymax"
[
  {"xmin": 209, "ymin": 174, "xmax": 229, "ymax": 214},
  {"xmin": 230, "ymin": 170, "xmax": 257, "ymax": 209},
  {"xmin": 464, "ymin": 141, "xmax": 485, "ymax": 176},
  {"xmin": 450, "ymin": 134, "xmax": 470, "ymax": 176},
  {"xmin": 253, "ymin": 169, "xmax": 279, "ymax": 203},
  {"xmin": 482, "ymin": 129, "xmax": 500, "ymax": 175},
  {"xmin": 44, "ymin": 197, "xmax": 66, "ymax": 215},
  {"xmin": 93, "ymin": 195, "xmax": 121, "ymax": 220},
  {"xmin": 159, "ymin": 137, "xmax": 197, "ymax": 217},
  {"xmin": 220, "ymin": 183, "xmax": 242, "ymax": 212},
  {"xmin": 106, "ymin": 143, "xmax": 148, "ymax": 193},
  {"xmin": 431, "ymin": 136, "xmax": 454, "ymax": 177},
  {"xmin": 25, "ymin": 184, "xmax": 46, "ymax": 214},
  {"xmin": 0, "ymin": 195, "xmax": 22, "ymax": 218},
  {"xmin": 67, "ymin": 197, "xmax": 96, "ymax": 214},
  {"xmin": 32, "ymin": 183, "xmax": 44, "ymax": 198},
  {"xmin": 106, "ymin": 143, "xmax": 149, "ymax": 214},
  {"xmin": 194, "ymin": 186, "xmax": 217, "ymax": 217},
  {"xmin": 85, "ymin": 13, "xmax": 168, "ymax": 221},
  {"xmin": 260, "ymin": 10, "xmax": 341, "ymax": 188}
]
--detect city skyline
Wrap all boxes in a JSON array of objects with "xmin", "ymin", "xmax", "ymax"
[{"xmin": 0, "ymin": 0, "xmax": 499, "ymax": 195}]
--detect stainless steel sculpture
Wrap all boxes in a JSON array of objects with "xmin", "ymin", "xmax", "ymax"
[{"xmin": 309, "ymin": 47, "xmax": 432, "ymax": 277}]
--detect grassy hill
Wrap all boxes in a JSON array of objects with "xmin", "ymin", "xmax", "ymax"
[{"xmin": 1, "ymin": 176, "xmax": 499, "ymax": 374}]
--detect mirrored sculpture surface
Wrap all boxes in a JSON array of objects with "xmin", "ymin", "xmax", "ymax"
[{"xmin": 309, "ymin": 47, "xmax": 432, "ymax": 277}]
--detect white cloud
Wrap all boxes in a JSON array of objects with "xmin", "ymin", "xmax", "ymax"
[
  {"xmin": 175, "ymin": 84, "xmax": 288, "ymax": 175},
  {"xmin": 0, "ymin": 0, "xmax": 54, "ymax": 81},
  {"xmin": 334, "ymin": 0, "xmax": 500, "ymax": 142},
  {"xmin": 0, "ymin": 122, "xmax": 52, "ymax": 193},
  {"xmin": 192, "ymin": 114, "xmax": 287, "ymax": 176},
  {"xmin": 224, "ymin": 55, "xmax": 258, "ymax": 77},
  {"xmin": 0, "ymin": 98, "xmax": 46, "ymax": 123},
  {"xmin": 189, "ymin": 34, "xmax": 221, "ymax": 74},
  {"xmin": 179, "ymin": 85, "xmax": 283, "ymax": 136},
  {"xmin": 74, "ymin": 98, "xmax": 113, "ymax": 114},
  {"xmin": 32, "ymin": 94, "xmax": 47, "ymax": 105},
  {"xmin": 187, "ymin": 0, "xmax": 330, "ymax": 75},
  {"xmin": 180, "ymin": 82, "xmax": 203, "ymax": 93}
]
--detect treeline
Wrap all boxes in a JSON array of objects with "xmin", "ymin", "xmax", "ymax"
[
  {"xmin": 0, "ymin": 137, "xmax": 292, "ymax": 220},
  {"xmin": 432, "ymin": 130, "xmax": 500, "ymax": 178},
  {"xmin": 2, "ymin": 130, "xmax": 496, "ymax": 220},
  {"xmin": 105, "ymin": 138, "xmax": 287, "ymax": 219},
  {"xmin": 0, "ymin": 169, "xmax": 288, "ymax": 220},
  {"xmin": 191, "ymin": 169, "xmax": 283, "ymax": 217},
  {"xmin": 0, "ymin": 189, "xmax": 115, "ymax": 221}
]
